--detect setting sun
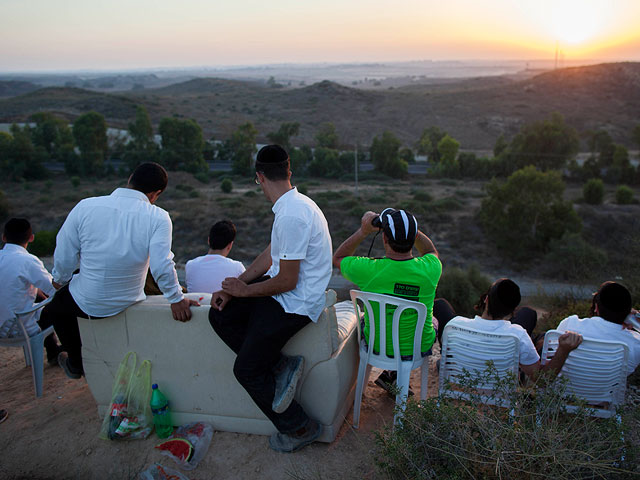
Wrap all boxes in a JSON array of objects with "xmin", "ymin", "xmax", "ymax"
[{"xmin": 551, "ymin": 0, "xmax": 607, "ymax": 44}]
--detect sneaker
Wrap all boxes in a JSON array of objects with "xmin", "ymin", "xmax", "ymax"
[
  {"xmin": 0, "ymin": 409, "xmax": 8, "ymax": 424},
  {"xmin": 272, "ymin": 355, "xmax": 304, "ymax": 414},
  {"xmin": 269, "ymin": 419, "xmax": 322, "ymax": 453},
  {"xmin": 374, "ymin": 370, "xmax": 414, "ymax": 398},
  {"xmin": 58, "ymin": 352, "xmax": 83, "ymax": 379}
]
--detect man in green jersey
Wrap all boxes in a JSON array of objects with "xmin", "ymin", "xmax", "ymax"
[{"xmin": 333, "ymin": 208, "xmax": 441, "ymax": 394}]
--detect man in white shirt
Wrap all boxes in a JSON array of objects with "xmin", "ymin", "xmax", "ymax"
[
  {"xmin": 209, "ymin": 145, "xmax": 332, "ymax": 453},
  {"xmin": 557, "ymin": 281, "xmax": 640, "ymax": 375},
  {"xmin": 437, "ymin": 278, "xmax": 582, "ymax": 379},
  {"xmin": 46, "ymin": 162, "xmax": 198, "ymax": 379},
  {"xmin": 185, "ymin": 220, "xmax": 245, "ymax": 293},
  {"xmin": 0, "ymin": 218, "xmax": 60, "ymax": 363}
]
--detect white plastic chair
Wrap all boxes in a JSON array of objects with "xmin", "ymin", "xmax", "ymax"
[
  {"xmin": 439, "ymin": 323, "xmax": 520, "ymax": 407},
  {"xmin": 541, "ymin": 329, "xmax": 628, "ymax": 418},
  {"xmin": 0, "ymin": 295, "xmax": 56, "ymax": 397},
  {"xmin": 350, "ymin": 290, "xmax": 431, "ymax": 427}
]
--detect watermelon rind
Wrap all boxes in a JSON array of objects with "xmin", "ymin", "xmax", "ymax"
[{"xmin": 155, "ymin": 437, "xmax": 194, "ymax": 462}]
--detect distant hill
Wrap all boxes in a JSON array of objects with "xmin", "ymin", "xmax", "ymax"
[
  {"xmin": 1, "ymin": 62, "xmax": 638, "ymax": 149},
  {"xmin": 0, "ymin": 80, "xmax": 41, "ymax": 97}
]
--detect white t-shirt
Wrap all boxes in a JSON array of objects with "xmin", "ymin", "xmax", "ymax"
[
  {"xmin": 0, "ymin": 243, "xmax": 56, "ymax": 337},
  {"xmin": 185, "ymin": 254, "xmax": 245, "ymax": 293},
  {"xmin": 557, "ymin": 315, "xmax": 640, "ymax": 375},
  {"xmin": 266, "ymin": 187, "xmax": 332, "ymax": 322},
  {"xmin": 447, "ymin": 315, "xmax": 540, "ymax": 366},
  {"xmin": 52, "ymin": 188, "xmax": 184, "ymax": 317}
]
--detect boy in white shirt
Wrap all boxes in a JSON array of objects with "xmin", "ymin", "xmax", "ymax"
[
  {"xmin": 0, "ymin": 218, "xmax": 60, "ymax": 364},
  {"xmin": 185, "ymin": 220, "xmax": 245, "ymax": 293}
]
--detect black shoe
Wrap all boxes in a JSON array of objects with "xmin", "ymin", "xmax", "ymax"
[
  {"xmin": 374, "ymin": 370, "xmax": 414, "ymax": 398},
  {"xmin": 58, "ymin": 352, "xmax": 84, "ymax": 379},
  {"xmin": 46, "ymin": 345, "xmax": 63, "ymax": 366}
]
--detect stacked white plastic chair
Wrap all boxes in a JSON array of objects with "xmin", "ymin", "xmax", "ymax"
[
  {"xmin": 541, "ymin": 329, "xmax": 628, "ymax": 418},
  {"xmin": 0, "ymin": 295, "xmax": 56, "ymax": 397},
  {"xmin": 439, "ymin": 323, "xmax": 520, "ymax": 407},
  {"xmin": 350, "ymin": 290, "xmax": 430, "ymax": 427}
]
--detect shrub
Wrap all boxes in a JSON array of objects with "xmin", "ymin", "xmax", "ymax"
[
  {"xmin": 193, "ymin": 171, "xmax": 210, "ymax": 184},
  {"xmin": 435, "ymin": 265, "xmax": 490, "ymax": 316},
  {"xmin": 0, "ymin": 190, "xmax": 9, "ymax": 221},
  {"xmin": 543, "ymin": 232, "xmax": 608, "ymax": 281},
  {"xmin": 376, "ymin": 365, "xmax": 634, "ymax": 480},
  {"xmin": 412, "ymin": 191, "xmax": 433, "ymax": 202},
  {"xmin": 29, "ymin": 230, "xmax": 57, "ymax": 256},
  {"xmin": 297, "ymin": 183, "xmax": 308, "ymax": 195},
  {"xmin": 615, "ymin": 185, "xmax": 634, "ymax": 204},
  {"xmin": 70, "ymin": 176, "xmax": 81, "ymax": 188},
  {"xmin": 583, "ymin": 178, "xmax": 604, "ymax": 204},
  {"xmin": 220, "ymin": 178, "xmax": 233, "ymax": 193}
]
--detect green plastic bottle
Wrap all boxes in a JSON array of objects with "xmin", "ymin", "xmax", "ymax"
[{"xmin": 150, "ymin": 384, "xmax": 173, "ymax": 438}]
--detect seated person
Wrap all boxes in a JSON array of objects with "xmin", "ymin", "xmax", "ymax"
[
  {"xmin": 436, "ymin": 278, "xmax": 582, "ymax": 379},
  {"xmin": 556, "ymin": 281, "xmax": 640, "ymax": 375},
  {"xmin": 185, "ymin": 220, "xmax": 245, "ymax": 293},
  {"xmin": 0, "ymin": 218, "xmax": 61, "ymax": 364},
  {"xmin": 333, "ymin": 209, "xmax": 441, "ymax": 394}
]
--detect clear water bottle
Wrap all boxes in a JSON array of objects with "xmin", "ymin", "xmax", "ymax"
[{"xmin": 150, "ymin": 384, "xmax": 173, "ymax": 438}]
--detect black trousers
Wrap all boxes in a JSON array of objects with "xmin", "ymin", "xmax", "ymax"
[
  {"xmin": 433, "ymin": 298, "xmax": 537, "ymax": 345},
  {"xmin": 40, "ymin": 284, "xmax": 94, "ymax": 371},
  {"xmin": 209, "ymin": 294, "xmax": 311, "ymax": 434}
]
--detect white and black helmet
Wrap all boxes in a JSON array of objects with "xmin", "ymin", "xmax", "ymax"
[{"xmin": 376, "ymin": 208, "xmax": 418, "ymax": 247}]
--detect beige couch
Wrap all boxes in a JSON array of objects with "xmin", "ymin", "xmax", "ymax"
[{"xmin": 78, "ymin": 291, "xmax": 358, "ymax": 442}]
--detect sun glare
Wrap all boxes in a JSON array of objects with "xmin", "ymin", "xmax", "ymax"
[{"xmin": 551, "ymin": 0, "xmax": 606, "ymax": 44}]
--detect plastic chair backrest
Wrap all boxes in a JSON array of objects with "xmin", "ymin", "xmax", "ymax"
[
  {"xmin": 350, "ymin": 290, "xmax": 428, "ymax": 370},
  {"xmin": 439, "ymin": 323, "xmax": 520, "ymax": 405},
  {"xmin": 541, "ymin": 329, "xmax": 628, "ymax": 418}
]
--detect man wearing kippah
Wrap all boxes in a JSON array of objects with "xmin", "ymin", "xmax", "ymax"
[
  {"xmin": 556, "ymin": 281, "xmax": 640, "ymax": 375},
  {"xmin": 209, "ymin": 145, "xmax": 332, "ymax": 453},
  {"xmin": 439, "ymin": 278, "xmax": 582, "ymax": 379},
  {"xmin": 333, "ymin": 209, "xmax": 442, "ymax": 395}
]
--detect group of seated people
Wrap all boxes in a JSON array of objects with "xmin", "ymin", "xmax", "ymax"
[{"xmin": 1, "ymin": 145, "xmax": 639, "ymax": 454}]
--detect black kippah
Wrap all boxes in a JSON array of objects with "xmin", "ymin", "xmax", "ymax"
[
  {"xmin": 495, "ymin": 279, "xmax": 521, "ymax": 311},
  {"xmin": 256, "ymin": 145, "xmax": 289, "ymax": 165},
  {"xmin": 599, "ymin": 282, "xmax": 632, "ymax": 313}
]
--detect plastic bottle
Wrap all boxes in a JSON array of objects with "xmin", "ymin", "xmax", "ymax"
[{"xmin": 150, "ymin": 384, "xmax": 173, "ymax": 438}]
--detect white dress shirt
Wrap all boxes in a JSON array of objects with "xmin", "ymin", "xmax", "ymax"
[
  {"xmin": 0, "ymin": 243, "xmax": 56, "ymax": 337},
  {"xmin": 557, "ymin": 315, "xmax": 640, "ymax": 375},
  {"xmin": 185, "ymin": 254, "xmax": 245, "ymax": 293},
  {"xmin": 52, "ymin": 188, "xmax": 184, "ymax": 317},
  {"xmin": 447, "ymin": 315, "xmax": 541, "ymax": 366},
  {"xmin": 266, "ymin": 187, "xmax": 332, "ymax": 322}
]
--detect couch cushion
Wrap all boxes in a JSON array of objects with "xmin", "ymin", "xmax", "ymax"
[{"xmin": 332, "ymin": 300, "xmax": 358, "ymax": 351}]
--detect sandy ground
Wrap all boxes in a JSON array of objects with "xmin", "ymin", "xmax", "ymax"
[{"xmin": 0, "ymin": 345, "xmax": 440, "ymax": 480}]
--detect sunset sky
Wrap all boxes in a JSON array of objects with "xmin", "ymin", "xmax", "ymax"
[{"xmin": 1, "ymin": 0, "xmax": 639, "ymax": 72}]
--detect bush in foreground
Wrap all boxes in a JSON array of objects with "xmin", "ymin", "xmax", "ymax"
[
  {"xmin": 376, "ymin": 365, "xmax": 637, "ymax": 480},
  {"xmin": 615, "ymin": 185, "xmax": 634, "ymax": 204},
  {"xmin": 220, "ymin": 178, "xmax": 233, "ymax": 193},
  {"xmin": 583, "ymin": 178, "xmax": 604, "ymax": 204}
]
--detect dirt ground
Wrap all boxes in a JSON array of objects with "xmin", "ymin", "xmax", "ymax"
[{"xmin": 0, "ymin": 345, "xmax": 441, "ymax": 480}]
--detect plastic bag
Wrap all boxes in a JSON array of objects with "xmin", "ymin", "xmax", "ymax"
[
  {"xmin": 99, "ymin": 351, "xmax": 153, "ymax": 440},
  {"xmin": 157, "ymin": 422, "xmax": 214, "ymax": 470},
  {"xmin": 139, "ymin": 463, "xmax": 190, "ymax": 480}
]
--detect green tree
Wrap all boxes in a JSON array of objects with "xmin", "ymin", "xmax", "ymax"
[
  {"xmin": 493, "ymin": 134, "xmax": 508, "ymax": 158},
  {"xmin": 587, "ymin": 130, "xmax": 615, "ymax": 168},
  {"xmin": 159, "ymin": 117, "xmax": 206, "ymax": 173},
  {"xmin": 583, "ymin": 178, "xmax": 604, "ymax": 205},
  {"xmin": 0, "ymin": 131, "xmax": 12, "ymax": 176},
  {"xmin": 72, "ymin": 111, "xmax": 107, "ymax": 176},
  {"xmin": 437, "ymin": 135, "xmax": 460, "ymax": 165},
  {"xmin": 29, "ymin": 112, "xmax": 71, "ymax": 158},
  {"xmin": 399, "ymin": 147, "xmax": 415, "ymax": 164},
  {"xmin": 417, "ymin": 126, "xmax": 446, "ymax": 162},
  {"xmin": 266, "ymin": 122, "xmax": 300, "ymax": 150},
  {"xmin": 633, "ymin": 125, "xmax": 640, "ymax": 151},
  {"xmin": 290, "ymin": 145, "xmax": 313, "ymax": 175},
  {"xmin": 606, "ymin": 144, "xmax": 634, "ymax": 184},
  {"xmin": 370, "ymin": 131, "xmax": 407, "ymax": 178},
  {"xmin": 228, "ymin": 122, "xmax": 258, "ymax": 175},
  {"xmin": 507, "ymin": 113, "xmax": 579, "ymax": 171},
  {"xmin": 315, "ymin": 122, "xmax": 339, "ymax": 149},
  {"xmin": 125, "ymin": 105, "xmax": 158, "ymax": 170},
  {"xmin": 6, "ymin": 124, "xmax": 47, "ymax": 180},
  {"xmin": 308, "ymin": 147, "xmax": 342, "ymax": 178},
  {"xmin": 479, "ymin": 166, "xmax": 582, "ymax": 260}
]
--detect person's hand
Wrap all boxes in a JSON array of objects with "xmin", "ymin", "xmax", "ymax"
[
  {"xmin": 221, "ymin": 277, "xmax": 249, "ymax": 297},
  {"xmin": 361, "ymin": 211, "xmax": 379, "ymax": 235},
  {"xmin": 558, "ymin": 331, "xmax": 582, "ymax": 352},
  {"xmin": 211, "ymin": 290, "xmax": 232, "ymax": 311},
  {"xmin": 170, "ymin": 297, "xmax": 200, "ymax": 322}
]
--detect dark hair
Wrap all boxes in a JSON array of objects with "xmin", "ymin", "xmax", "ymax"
[
  {"xmin": 3, "ymin": 218, "xmax": 32, "ymax": 245},
  {"xmin": 485, "ymin": 278, "xmax": 521, "ymax": 319},
  {"xmin": 129, "ymin": 162, "xmax": 168, "ymax": 194},
  {"xmin": 255, "ymin": 145, "xmax": 290, "ymax": 181},
  {"xmin": 208, "ymin": 220, "xmax": 237, "ymax": 250},
  {"xmin": 593, "ymin": 281, "xmax": 632, "ymax": 324},
  {"xmin": 383, "ymin": 232, "xmax": 413, "ymax": 253}
]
